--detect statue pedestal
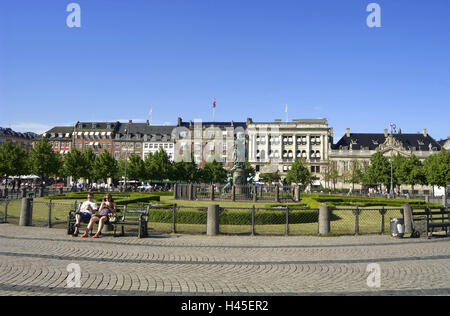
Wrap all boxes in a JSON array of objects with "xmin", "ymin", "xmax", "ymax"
[{"xmin": 233, "ymin": 168, "xmax": 248, "ymax": 196}]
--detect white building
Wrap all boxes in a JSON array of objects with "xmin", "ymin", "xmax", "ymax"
[
  {"xmin": 247, "ymin": 118, "xmax": 331, "ymax": 185},
  {"xmin": 142, "ymin": 126, "xmax": 175, "ymax": 161}
]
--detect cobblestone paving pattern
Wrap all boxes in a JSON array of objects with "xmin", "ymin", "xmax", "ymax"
[{"xmin": 0, "ymin": 225, "xmax": 449, "ymax": 296}]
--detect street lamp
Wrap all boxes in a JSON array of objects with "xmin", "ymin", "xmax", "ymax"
[
  {"xmin": 389, "ymin": 123, "xmax": 396, "ymax": 199},
  {"xmin": 124, "ymin": 127, "xmax": 129, "ymax": 192}
]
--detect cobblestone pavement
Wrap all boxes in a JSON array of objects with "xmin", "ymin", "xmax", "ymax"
[{"xmin": 0, "ymin": 224, "xmax": 449, "ymax": 296}]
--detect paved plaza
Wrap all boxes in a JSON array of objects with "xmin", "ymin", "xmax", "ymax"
[{"xmin": 0, "ymin": 224, "xmax": 449, "ymax": 296}]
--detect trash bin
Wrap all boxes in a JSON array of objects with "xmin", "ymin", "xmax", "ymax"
[{"xmin": 390, "ymin": 218, "xmax": 405, "ymax": 238}]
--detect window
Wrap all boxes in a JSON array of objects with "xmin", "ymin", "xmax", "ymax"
[
  {"xmin": 115, "ymin": 143, "xmax": 120, "ymax": 148},
  {"xmin": 136, "ymin": 143, "xmax": 141, "ymax": 149}
]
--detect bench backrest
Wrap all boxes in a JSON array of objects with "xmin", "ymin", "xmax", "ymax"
[
  {"xmin": 412, "ymin": 208, "xmax": 449, "ymax": 222},
  {"xmin": 115, "ymin": 205, "xmax": 149, "ymax": 221}
]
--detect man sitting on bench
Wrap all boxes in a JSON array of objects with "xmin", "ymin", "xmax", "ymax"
[{"xmin": 73, "ymin": 193, "xmax": 98, "ymax": 237}]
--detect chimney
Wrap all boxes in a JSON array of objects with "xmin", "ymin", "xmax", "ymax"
[
  {"xmin": 384, "ymin": 129, "xmax": 388, "ymax": 137},
  {"xmin": 398, "ymin": 128, "xmax": 402, "ymax": 134},
  {"xmin": 177, "ymin": 117, "xmax": 182, "ymax": 127},
  {"xmin": 146, "ymin": 120, "xmax": 149, "ymax": 125},
  {"xmin": 423, "ymin": 129, "xmax": 428, "ymax": 137},
  {"xmin": 128, "ymin": 120, "xmax": 132, "ymax": 124},
  {"xmin": 346, "ymin": 128, "xmax": 350, "ymax": 137},
  {"xmin": 246, "ymin": 118, "xmax": 253, "ymax": 125},
  {"xmin": 329, "ymin": 128, "xmax": 334, "ymax": 137}
]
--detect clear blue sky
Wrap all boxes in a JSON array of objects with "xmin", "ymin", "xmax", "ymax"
[{"xmin": 1, "ymin": 0, "xmax": 449, "ymax": 140}]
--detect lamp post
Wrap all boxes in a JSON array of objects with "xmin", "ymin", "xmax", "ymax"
[
  {"xmin": 124, "ymin": 127, "xmax": 129, "ymax": 192},
  {"xmin": 389, "ymin": 123, "xmax": 396, "ymax": 199}
]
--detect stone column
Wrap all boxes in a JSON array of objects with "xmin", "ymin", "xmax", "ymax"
[
  {"xmin": 294, "ymin": 185, "xmax": 301, "ymax": 202},
  {"xmin": 319, "ymin": 203, "xmax": 330, "ymax": 235},
  {"xmin": 403, "ymin": 203, "xmax": 413, "ymax": 235},
  {"xmin": 207, "ymin": 205, "xmax": 220, "ymax": 236},
  {"xmin": 19, "ymin": 196, "xmax": 33, "ymax": 226},
  {"xmin": 173, "ymin": 183, "xmax": 178, "ymax": 199}
]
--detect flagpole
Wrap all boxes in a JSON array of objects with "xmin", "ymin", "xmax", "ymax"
[
  {"xmin": 212, "ymin": 98, "xmax": 216, "ymax": 123},
  {"xmin": 285, "ymin": 104, "xmax": 288, "ymax": 123}
]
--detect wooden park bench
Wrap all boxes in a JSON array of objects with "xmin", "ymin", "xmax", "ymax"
[
  {"xmin": 412, "ymin": 207, "xmax": 450, "ymax": 238},
  {"xmin": 67, "ymin": 205, "xmax": 149, "ymax": 238}
]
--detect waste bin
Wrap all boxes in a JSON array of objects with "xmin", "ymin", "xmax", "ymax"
[{"xmin": 390, "ymin": 218, "xmax": 405, "ymax": 238}]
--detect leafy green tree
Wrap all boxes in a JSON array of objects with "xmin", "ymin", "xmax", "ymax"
[
  {"xmin": 143, "ymin": 153, "xmax": 156, "ymax": 181},
  {"xmin": 125, "ymin": 154, "xmax": 146, "ymax": 182},
  {"xmin": 323, "ymin": 160, "xmax": 339, "ymax": 191},
  {"xmin": 286, "ymin": 159, "xmax": 312, "ymax": 188},
  {"xmin": 423, "ymin": 150, "xmax": 450, "ymax": 196},
  {"xmin": 366, "ymin": 152, "xmax": 391, "ymax": 189},
  {"xmin": 346, "ymin": 159, "xmax": 365, "ymax": 191},
  {"xmin": 28, "ymin": 138, "xmax": 62, "ymax": 184},
  {"xmin": 259, "ymin": 171, "xmax": 281, "ymax": 184},
  {"xmin": 201, "ymin": 160, "xmax": 227, "ymax": 184},
  {"xmin": 396, "ymin": 154, "xmax": 426, "ymax": 192},
  {"xmin": 151, "ymin": 148, "xmax": 173, "ymax": 181},
  {"xmin": 93, "ymin": 151, "xmax": 118, "ymax": 183},
  {"xmin": 81, "ymin": 147, "xmax": 97, "ymax": 183},
  {"xmin": 62, "ymin": 148, "xmax": 86, "ymax": 182},
  {"xmin": 0, "ymin": 141, "xmax": 29, "ymax": 186}
]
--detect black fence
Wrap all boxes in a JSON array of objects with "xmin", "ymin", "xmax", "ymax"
[{"xmin": 175, "ymin": 184, "xmax": 297, "ymax": 203}]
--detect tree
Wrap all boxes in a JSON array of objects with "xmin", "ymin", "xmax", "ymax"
[
  {"xmin": 151, "ymin": 148, "xmax": 173, "ymax": 181},
  {"xmin": 93, "ymin": 151, "xmax": 118, "ymax": 183},
  {"xmin": 323, "ymin": 160, "xmax": 339, "ymax": 191},
  {"xmin": 62, "ymin": 148, "xmax": 85, "ymax": 182},
  {"xmin": 201, "ymin": 160, "xmax": 227, "ymax": 184},
  {"xmin": 81, "ymin": 147, "xmax": 97, "ymax": 183},
  {"xmin": 346, "ymin": 159, "xmax": 365, "ymax": 191},
  {"xmin": 406, "ymin": 155, "xmax": 426, "ymax": 191},
  {"xmin": 286, "ymin": 159, "xmax": 312, "ymax": 188},
  {"xmin": 28, "ymin": 138, "xmax": 62, "ymax": 184},
  {"xmin": 0, "ymin": 141, "xmax": 29, "ymax": 187},
  {"xmin": 423, "ymin": 150, "xmax": 450, "ymax": 197},
  {"xmin": 259, "ymin": 171, "xmax": 281, "ymax": 184},
  {"xmin": 366, "ymin": 152, "xmax": 391, "ymax": 189},
  {"xmin": 125, "ymin": 154, "xmax": 146, "ymax": 182}
]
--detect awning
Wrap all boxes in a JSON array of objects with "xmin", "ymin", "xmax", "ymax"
[
  {"xmin": 95, "ymin": 132, "xmax": 100, "ymax": 136},
  {"xmin": 89, "ymin": 132, "xmax": 95, "ymax": 136},
  {"xmin": 89, "ymin": 142, "xmax": 94, "ymax": 146},
  {"xmin": 101, "ymin": 132, "xmax": 106, "ymax": 136},
  {"xmin": 94, "ymin": 142, "xmax": 99, "ymax": 146}
]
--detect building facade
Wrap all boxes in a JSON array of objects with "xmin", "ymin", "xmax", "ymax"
[
  {"xmin": 73, "ymin": 122, "xmax": 119, "ymax": 156},
  {"xmin": 247, "ymin": 118, "xmax": 331, "ymax": 184},
  {"xmin": 328, "ymin": 128, "xmax": 442, "ymax": 192},
  {"xmin": 42, "ymin": 127, "xmax": 74, "ymax": 156},
  {"xmin": 0, "ymin": 127, "xmax": 37, "ymax": 152}
]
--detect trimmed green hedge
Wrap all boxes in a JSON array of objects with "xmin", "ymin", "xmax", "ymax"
[
  {"xmin": 148, "ymin": 209, "xmax": 318, "ymax": 225},
  {"xmin": 43, "ymin": 192, "xmax": 160, "ymax": 205},
  {"xmin": 306, "ymin": 194, "xmax": 441, "ymax": 209}
]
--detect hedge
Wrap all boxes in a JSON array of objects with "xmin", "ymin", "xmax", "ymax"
[
  {"xmin": 148, "ymin": 209, "xmax": 319, "ymax": 225},
  {"xmin": 43, "ymin": 192, "xmax": 160, "ymax": 205}
]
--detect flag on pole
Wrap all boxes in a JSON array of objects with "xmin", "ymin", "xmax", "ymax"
[{"xmin": 213, "ymin": 98, "xmax": 216, "ymax": 109}]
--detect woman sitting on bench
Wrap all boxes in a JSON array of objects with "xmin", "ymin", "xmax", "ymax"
[{"xmin": 82, "ymin": 194, "xmax": 116, "ymax": 239}]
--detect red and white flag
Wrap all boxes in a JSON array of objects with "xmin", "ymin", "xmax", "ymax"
[{"xmin": 213, "ymin": 98, "xmax": 216, "ymax": 109}]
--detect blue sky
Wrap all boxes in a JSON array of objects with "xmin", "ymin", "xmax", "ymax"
[{"xmin": 0, "ymin": 0, "xmax": 449, "ymax": 140}]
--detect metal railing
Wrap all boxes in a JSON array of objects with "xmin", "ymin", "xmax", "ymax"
[{"xmin": 2, "ymin": 197, "xmax": 446, "ymax": 237}]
